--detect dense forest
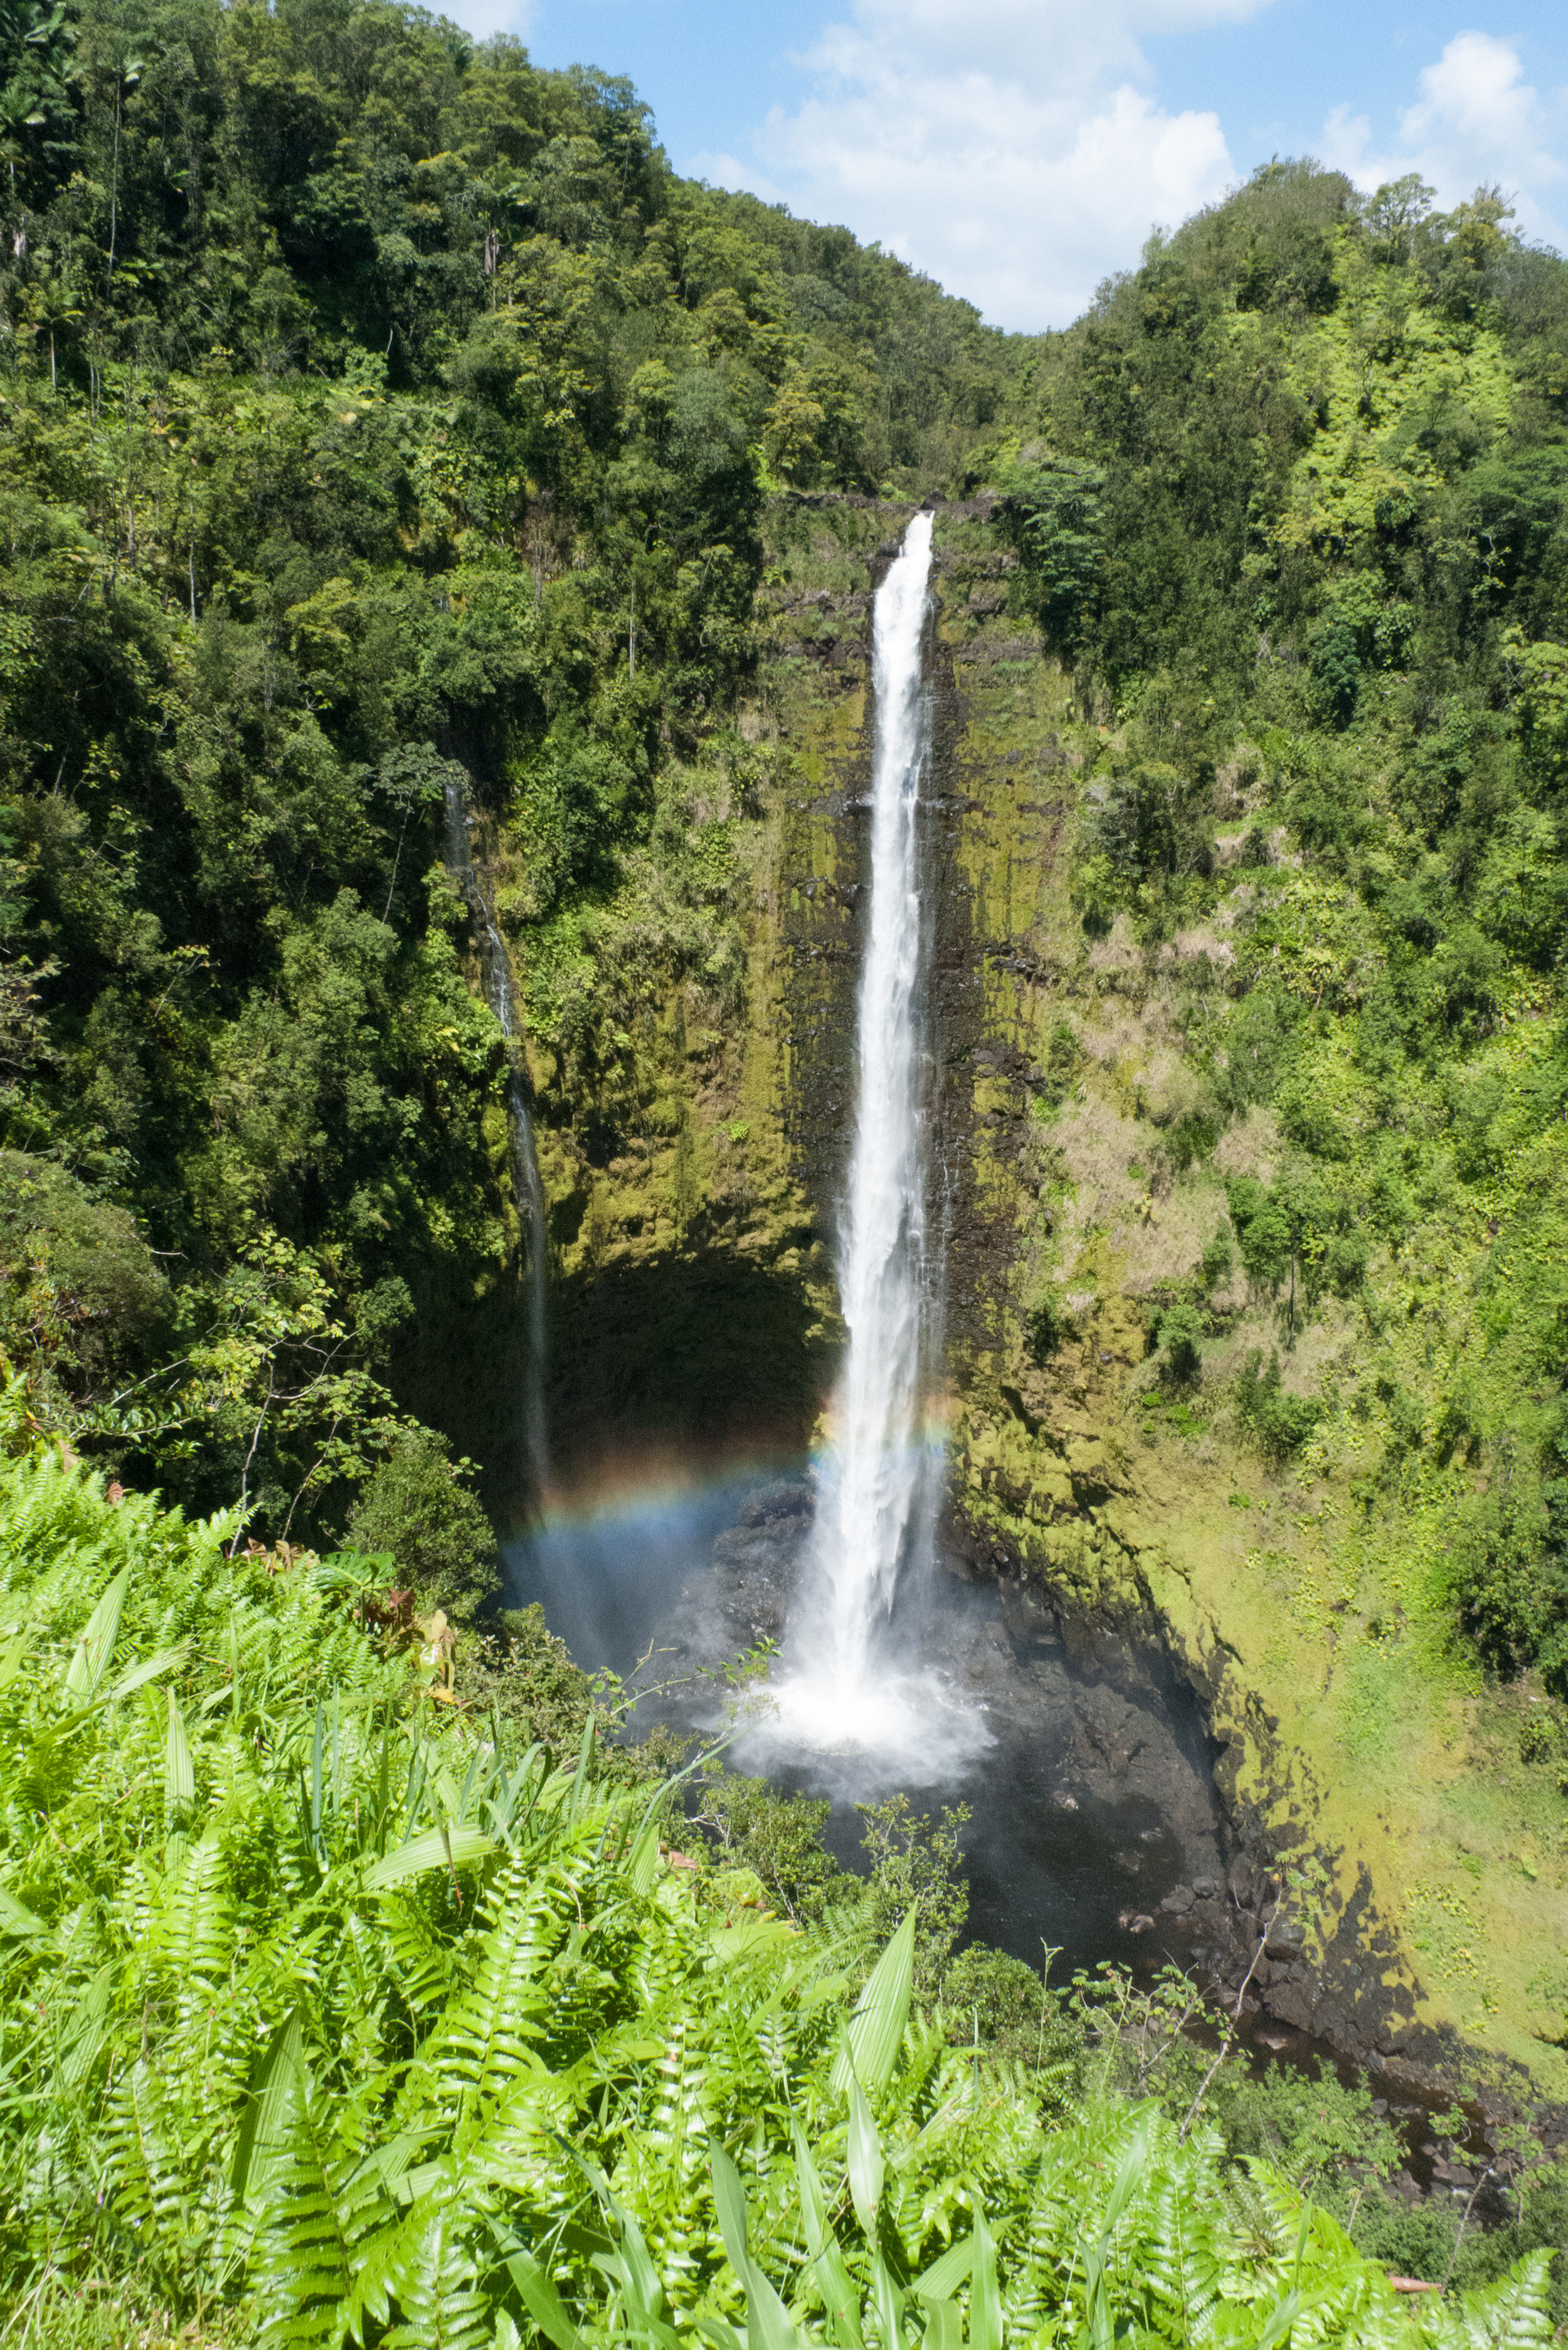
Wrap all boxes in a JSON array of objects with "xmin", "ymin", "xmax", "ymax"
[
  {"xmin": 0, "ymin": 0, "xmax": 1017, "ymax": 1560},
  {"xmin": 5, "ymin": 0, "xmax": 1568, "ymax": 2338},
  {"xmin": 991, "ymin": 160, "xmax": 1568, "ymax": 1732}
]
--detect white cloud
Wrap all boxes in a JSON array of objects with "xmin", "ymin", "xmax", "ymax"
[
  {"xmin": 448, "ymin": 0, "xmax": 532, "ymax": 40},
  {"xmin": 687, "ymin": 0, "xmax": 1274, "ymax": 331},
  {"xmin": 1320, "ymin": 32, "xmax": 1566, "ymax": 248}
]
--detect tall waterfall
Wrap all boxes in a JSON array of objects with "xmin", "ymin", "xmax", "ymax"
[
  {"xmin": 765, "ymin": 512, "xmax": 987, "ymax": 1773},
  {"xmin": 443, "ymin": 781, "xmax": 551, "ymax": 1507}
]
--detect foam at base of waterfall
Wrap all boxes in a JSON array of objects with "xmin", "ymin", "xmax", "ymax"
[{"xmin": 734, "ymin": 1659, "xmax": 993, "ymax": 1792}]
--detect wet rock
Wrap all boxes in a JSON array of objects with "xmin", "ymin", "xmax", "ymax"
[
  {"xmin": 1161, "ymin": 1884, "xmax": 1195, "ymax": 1915},
  {"xmin": 739, "ymin": 1480, "xmax": 814, "ymax": 1528},
  {"xmin": 1192, "ymin": 1875, "xmax": 1219, "ymax": 1899},
  {"xmin": 1265, "ymin": 1915, "xmax": 1306, "ymax": 1955}
]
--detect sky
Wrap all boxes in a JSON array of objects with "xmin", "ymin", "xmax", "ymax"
[{"xmin": 443, "ymin": 0, "xmax": 1568, "ymax": 333}]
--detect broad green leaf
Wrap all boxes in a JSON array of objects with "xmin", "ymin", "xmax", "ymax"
[
  {"xmin": 565, "ymin": 1709, "xmax": 595, "ymax": 1823},
  {"xmin": 230, "ymin": 2007, "xmax": 302, "ymax": 2203},
  {"xmin": 913, "ymin": 2237, "xmax": 975, "ymax": 2302},
  {"xmin": 710, "ymin": 2140, "xmax": 750, "ymax": 2276},
  {"xmin": 0, "ymin": 1627, "xmax": 33, "ymax": 1693},
  {"xmin": 364, "ymin": 1824, "xmax": 493, "ymax": 1889},
  {"xmin": 792, "ymin": 2119, "xmax": 864, "ymax": 2349},
  {"xmin": 1253, "ymin": 2289, "xmax": 1309, "ymax": 2350},
  {"xmin": 970, "ymin": 2209, "xmax": 1000, "ymax": 2350},
  {"xmin": 106, "ymin": 1644, "xmax": 186, "ymax": 1703},
  {"xmin": 847, "ymin": 2078, "xmax": 884, "ymax": 2236},
  {"xmin": 63, "ymin": 1566, "xmax": 129, "ymax": 1703},
  {"xmin": 921, "ymin": 2302, "xmax": 963, "ymax": 2350},
  {"xmin": 506, "ymin": 2251, "xmax": 588, "ymax": 2350},
  {"xmin": 832, "ymin": 1908, "xmax": 914, "ymax": 2097},
  {"xmin": 164, "ymin": 1689, "xmax": 194, "ymax": 1821},
  {"xmin": 0, "ymin": 1885, "xmax": 48, "ymax": 1940},
  {"xmin": 792, "ymin": 2118, "xmax": 828, "ymax": 2251},
  {"xmin": 871, "ymin": 2255, "xmax": 904, "ymax": 2350},
  {"xmin": 709, "ymin": 2143, "xmax": 805, "ymax": 2350},
  {"xmin": 628, "ymin": 1816, "xmax": 660, "ymax": 1895},
  {"xmin": 740, "ymin": 2262, "xmax": 807, "ymax": 2350}
]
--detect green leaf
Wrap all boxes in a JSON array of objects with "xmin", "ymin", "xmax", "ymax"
[
  {"xmin": 0, "ymin": 1885, "xmax": 48, "ymax": 1941},
  {"xmin": 709, "ymin": 2143, "xmax": 805, "ymax": 2350},
  {"xmin": 970, "ymin": 2209, "xmax": 1000, "ymax": 2350},
  {"xmin": 792, "ymin": 2119, "xmax": 864, "ymax": 2349},
  {"xmin": 740, "ymin": 2263, "xmax": 806, "ymax": 2350},
  {"xmin": 871, "ymin": 2256, "xmax": 904, "ymax": 2350},
  {"xmin": 164, "ymin": 1688, "xmax": 194, "ymax": 1822},
  {"xmin": 230, "ymin": 2007, "xmax": 303, "ymax": 2204},
  {"xmin": 710, "ymin": 2139, "xmax": 750, "ymax": 2276},
  {"xmin": 364, "ymin": 1824, "xmax": 493, "ymax": 1889},
  {"xmin": 506, "ymin": 2251, "xmax": 589, "ymax": 2350},
  {"xmin": 921, "ymin": 2302, "xmax": 963, "ymax": 2350},
  {"xmin": 913, "ymin": 2237, "xmax": 974, "ymax": 2302},
  {"xmin": 832, "ymin": 1908, "xmax": 915, "ymax": 2098},
  {"xmin": 106, "ymin": 1644, "xmax": 186, "ymax": 1703},
  {"xmin": 63, "ymin": 1566, "xmax": 129, "ymax": 1703},
  {"xmin": 847, "ymin": 2078, "xmax": 884, "ymax": 2236}
]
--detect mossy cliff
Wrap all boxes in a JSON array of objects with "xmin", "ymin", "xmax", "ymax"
[{"xmin": 482, "ymin": 493, "xmax": 1566, "ymax": 2107}]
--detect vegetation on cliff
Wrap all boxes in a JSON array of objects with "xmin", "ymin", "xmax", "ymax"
[
  {"xmin": 945, "ymin": 162, "xmax": 1568, "ymax": 2080},
  {"xmin": 0, "ymin": 0, "xmax": 1016, "ymax": 1529}
]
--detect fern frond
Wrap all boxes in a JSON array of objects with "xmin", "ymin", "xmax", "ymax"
[
  {"xmin": 100, "ymin": 2060, "xmax": 198, "ymax": 2287},
  {"xmin": 252, "ymin": 2057, "xmax": 393, "ymax": 2347},
  {"xmin": 1424, "ymin": 2252, "xmax": 1555, "ymax": 2350}
]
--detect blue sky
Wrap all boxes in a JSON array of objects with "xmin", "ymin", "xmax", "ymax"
[{"xmin": 446, "ymin": 0, "xmax": 1567, "ymax": 331}]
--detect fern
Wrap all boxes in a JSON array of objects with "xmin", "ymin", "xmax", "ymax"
[
  {"xmin": 100, "ymin": 2061, "xmax": 199, "ymax": 2291},
  {"xmin": 252, "ymin": 2057, "xmax": 394, "ymax": 2347},
  {"xmin": 1, "ymin": 1448, "xmax": 1559, "ymax": 2350}
]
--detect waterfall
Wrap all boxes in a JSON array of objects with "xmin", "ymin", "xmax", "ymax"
[
  {"xmin": 762, "ymin": 511, "xmax": 988, "ymax": 1776},
  {"xmin": 443, "ymin": 780, "xmax": 551, "ymax": 1507}
]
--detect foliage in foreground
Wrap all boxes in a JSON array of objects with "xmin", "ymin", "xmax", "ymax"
[{"xmin": 0, "ymin": 1442, "xmax": 1555, "ymax": 2346}]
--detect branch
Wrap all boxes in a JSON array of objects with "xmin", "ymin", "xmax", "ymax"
[{"xmin": 1179, "ymin": 1925, "xmax": 1270, "ymax": 2142}]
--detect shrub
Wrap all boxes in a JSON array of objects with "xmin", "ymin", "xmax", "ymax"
[
  {"xmin": 344, "ymin": 1426, "xmax": 500, "ymax": 1622},
  {"xmin": 1157, "ymin": 1297, "xmax": 1205, "ymax": 1383},
  {"xmin": 1024, "ymin": 1284, "xmax": 1067, "ymax": 1362},
  {"xmin": 1200, "ymin": 1224, "xmax": 1236, "ymax": 1290},
  {"xmin": 0, "ymin": 1152, "xmax": 168, "ymax": 1400},
  {"xmin": 1237, "ymin": 1348, "xmax": 1322, "ymax": 1459}
]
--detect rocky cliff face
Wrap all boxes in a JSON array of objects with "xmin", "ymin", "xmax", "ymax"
[{"xmin": 475, "ymin": 495, "xmax": 1565, "ymax": 2110}]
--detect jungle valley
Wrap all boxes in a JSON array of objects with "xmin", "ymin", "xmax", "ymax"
[{"xmin": 3, "ymin": 0, "xmax": 1568, "ymax": 2340}]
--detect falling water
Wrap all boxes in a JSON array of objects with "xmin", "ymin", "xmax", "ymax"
[
  {"xmin": 760, "ymin": 511, "xmax": 988, "ymax": 1775},
  {"xmin": 443, "ymin": 780, "xmax": 551, "ymax": 1507}
]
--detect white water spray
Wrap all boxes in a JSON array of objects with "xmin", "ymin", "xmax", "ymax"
[
  {"xmin": 759, "ymin": 511, "xmax": 988, "ymax": 1778},
  {"xmin": 444, "ymin": 780, "xmax": 551, "ymax": 1508}
]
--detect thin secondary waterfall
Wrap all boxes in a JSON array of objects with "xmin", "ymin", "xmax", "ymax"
[
  {"xmin": 443, "ymin": 781, "xmax": 551, "ymax": 1508},
  {"xmin": 762, "ymin": 511, "xmax": 985, "ymax": 1773}
]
